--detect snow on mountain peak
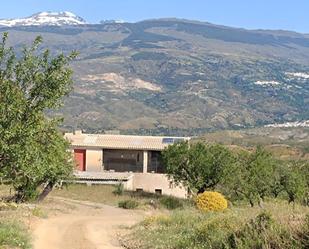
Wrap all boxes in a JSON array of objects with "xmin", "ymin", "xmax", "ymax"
[{"xmin": 0, "ymin": 11, "xmax": 87, "ymax": 27}]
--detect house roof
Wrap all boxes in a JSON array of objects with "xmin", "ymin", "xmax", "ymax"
[{"xmin": 65, "ymin": 132, "xmax": 190, "ymax": 151}]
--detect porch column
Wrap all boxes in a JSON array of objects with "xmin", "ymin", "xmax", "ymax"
[
  {"xmin": 102, "ymin": 149, "xmax": 104, "ymax": 171},
  {"xmin": 143, "ymin": 151, "xmax": 148, "ymax": 173}
]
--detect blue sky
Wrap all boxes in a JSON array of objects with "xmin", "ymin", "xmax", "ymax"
[{"xmin": 1, "ymin": 0, "xmax": 308, "ymax": 33}]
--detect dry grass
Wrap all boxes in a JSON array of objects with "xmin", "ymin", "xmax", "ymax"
[
  {"xmin": 51, "ymin": 184, "xmax": 131, "ymax": 206},
  {"xmin": 0, "ymin": 184, "xmax": 14, "ymax": 199},
  {"xmin": 51, "ymin": 183, "xmax": 184, "ymax": 209},
  {"xmin": 124, "ymin": 199, "xmax": 309, "ymax": 249},
  {"xmin": 51, "ymin": 184, "xmax": 192, "ymax": 212}
]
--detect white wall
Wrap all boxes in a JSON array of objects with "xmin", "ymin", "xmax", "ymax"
[
  {"xmin": 86, "ymin": 149, "xmax": 103, "ymax": 172},
  {"xmin": 132, "ymin": 173, "xmax": 187, "ymax": 198}
]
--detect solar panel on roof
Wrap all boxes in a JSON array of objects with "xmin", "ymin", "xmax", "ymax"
[
  {"xmin": 162, "ymin": 138, "xmax": 175, "ymax": 144},
  {"xmin": 162, "ymin": 137, "xmax": 185, "ymax": 144}
]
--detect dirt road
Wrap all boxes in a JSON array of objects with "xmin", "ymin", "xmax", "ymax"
[{"xmin": 33, "ymin": 198, "xmax": 143, "ymax": 249}]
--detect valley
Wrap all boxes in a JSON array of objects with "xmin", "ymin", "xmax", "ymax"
[{"xmin": 1, "ymin": 16, "xmax": 308, "ymax": 134}]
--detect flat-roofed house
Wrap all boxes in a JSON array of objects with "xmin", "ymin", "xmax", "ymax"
[{"xmin": 64, "ymin": 131, "xmax": 190, "ymax": 198}]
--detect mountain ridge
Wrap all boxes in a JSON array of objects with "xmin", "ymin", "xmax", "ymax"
[
  {"xmin": 1, "ymin": 11, "xmax": 309, "ymax": 35},
  {"xmin": 0, "ymin": 17, "xmax": 308, "ymax": 135}
]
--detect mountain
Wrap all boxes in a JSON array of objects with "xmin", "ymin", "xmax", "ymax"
[
  {"xmin": 0, "ymin": 11, "xmax": 87, "ymax": 27},
  {"xmin": 0, "ymin": 16, "xmax": 309, "ymax": 135},
  {"xmin": 100, "ymin": 20, "xmax": 125, "ymax": 24}
]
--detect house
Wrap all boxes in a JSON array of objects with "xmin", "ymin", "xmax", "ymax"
[{"xmin": 64, "ymin": 131, "xmax": 190, "ymax": 198}]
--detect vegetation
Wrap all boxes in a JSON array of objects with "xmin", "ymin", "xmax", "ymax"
[
  {"xmin": 2, "ymin": 20, "xmax": 309, "ymax": 133},
  {"xmin": 159, "ymin": 196, "xmax": 184, "ymax": 210},
  {"xmin": 122, "ymin": 141, "xmax": 309, "ymax": 248},
  {"xmin": 0, "ymin": 33, "xmax": 76, "ymax": 202},
  {"xmin": 52, "ymin": 184, "xmax": 189, "ymax": 209},
  {"xmin": 113, "ymin": 183, "xmax": 124, "ymax": 196},
  {"xmin": 162, "ymin": 142, "xmax": 233, "ymax": 193},
  {"xmin": 31, "ymin": 207, "xmax": 48, "ymax": 218},
  {"xmin": 163, "ymin": 141, "xmax": 309, "ymax": 207},
  {"xmin": 195, "ymin": 191, "xmax": 228, "ymax": 212},
  {"xmin": 123, "ymin": 201, "xmax": 309, "ymax": 249},
  {"xmin": 118, "ymin": 200, "xmax": 139, "ymax": 209},
  {"xmin": 224, "ymin": 146, "xmax": 277, "ymax": 206},
  {"xmin": 0, "ymin": 220, "xmax": 31, "ymax": 249}
]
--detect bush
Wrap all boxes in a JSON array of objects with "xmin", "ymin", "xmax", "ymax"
[
  {"xmin": 230, "ymin": 212, "xmax": 299, "ymax": 249},
  {"xmin": 118, "ymin": 200, "xmax": 139, "ymax": 209},
  {"xmin": 196, "ymin": 191, "xmax": 228, "ymax": 212},
  {"xmin": 113, "ymin": 183, "xmax": 124, "ymax": 196},
  {"xmin": 0, "ymin": 221, "xmax": 31, "ymax": 249},
  {"xmin": 159, "ymin": 196, "xmax": 184, "ymax": 210},
  {"xmin": 126, "ymin": 210, "xmax": 303, "ymax": 249}
]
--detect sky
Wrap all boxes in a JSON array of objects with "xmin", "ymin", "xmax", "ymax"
[{"xmin": 0, "ymin": 0, "xmax": 308, "ymax": 33}]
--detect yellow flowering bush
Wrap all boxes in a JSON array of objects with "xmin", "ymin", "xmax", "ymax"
[{"xmin": 195, "ymin": 191, "xmax": 228, "ymax": 212}]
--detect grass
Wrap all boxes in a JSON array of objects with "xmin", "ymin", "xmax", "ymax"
[
  {"xmin": 51, "ymin": 184, "xmax": 134, "ymax": 206},
  {"xmin": 51, "ymin": 183, "xmax": 190, "ymax": 210},
  {"xmin": 31, "ymin": 207, "xmax": 48, "ymax": 219},
  {"xmin": 0, "ymin": 186, "xmax": 31, "ymax": 249},
  {"xmin": 159, "ymin": 196, "xmax": 184, "ymax": 210},
  {"xmin": 123, "ymin": 199, "xmax": 309, "ymax": 249},
  {"xmin": 0, "ymin": 220, "xmax": 31, "ymax": 249},
  {"xmin": 0, "ymin": 184, "xmax": 13, "ymax": 199},
  {"xmin": 118, "ymin": 200, "xmax": 139, "ymax": 209}
]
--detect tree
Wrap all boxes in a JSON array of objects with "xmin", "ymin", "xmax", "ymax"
[
  {"xmin": 270, "ymin": 162, "xmax": 286, "ymax": 198},
  {"xmin": 162, "ymin": 141, "xmax": 234, "ymax": 194},
  {"xmin": 224, "ymin": 146, "xmax": 276, "ymax": 207},
  {"xmin": 280, "ymin": 161, "xmax": 307, "ymax": 204},
  {"xmin": 0, "ymin": 33, "xmax": 77, "ymax": 202}
]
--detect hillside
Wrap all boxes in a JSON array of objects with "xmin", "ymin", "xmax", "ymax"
[
  {"xmin": 1, "ymin": 18, "xmax": 309, "ymax": 134},
  {"xmin": 197, "ymin": 127, "xmax": 309, "ymax": 160}
]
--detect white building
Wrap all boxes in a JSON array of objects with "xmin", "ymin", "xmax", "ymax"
[{"xmin": 65, "ymin": 131, "xmax": 190, "ymax": 198}]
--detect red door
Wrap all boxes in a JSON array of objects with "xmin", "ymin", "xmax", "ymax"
[{"xmin": 74, "ymin": 149, "xmax": 86, "ymax": 171}]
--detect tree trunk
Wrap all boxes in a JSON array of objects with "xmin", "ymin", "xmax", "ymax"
[
  {"xmin": 249, "ymin": 199, "xmax": 254, "ymax": 207},
  {"xmin": 13, "ymin": 188, "xmax": 26, "ymax": 203},
  {"xmin": 197, "ymin": 187, "xmax": 206, "ymax": 194},
  {"xmin": 258, "ymin": 198, "xmax": 263, "ymax": 208},
  {"xmin": 37, "ymin": 182, "xmax": 53, "ymax": 202}
]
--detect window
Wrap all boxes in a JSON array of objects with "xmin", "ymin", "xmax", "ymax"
[
  {"xmin": 155, "ymin": 189, "xmax": 162, "ymax": 195},
  {"xmin": 137, "ymin": 153, "xmax": 140, "ymax": 162}
]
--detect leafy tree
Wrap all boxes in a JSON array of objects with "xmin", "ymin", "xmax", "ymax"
[
  {"xmin": 0, "ymin": 33, "xmax": 77, "ymax": 202},
  {"xmin": 280, "ymin": 161, "xmax": 307, "ymax": 204},
  {"xmin": 224, "ymin": 146, "xmax": 276, "ymax": 207},
  {"xmin": 162, "ymin": 141, "xmax": 234, "ymax": 194},
  {"xmin": 270, "ymin": 162, "xmax": 286, "ymax": 198}
]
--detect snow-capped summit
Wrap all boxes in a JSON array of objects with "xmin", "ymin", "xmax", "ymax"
[{"xmin": 0, "ymin": 11, "xmax": 87, "ymax": 27}]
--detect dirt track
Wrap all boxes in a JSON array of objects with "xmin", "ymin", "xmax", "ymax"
[{"xmin": 33, "ymin": 198, "xmax": 143, "ymax": 249}]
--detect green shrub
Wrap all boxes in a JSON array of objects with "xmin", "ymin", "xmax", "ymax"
[
  {"xmin": 0, "ymin": 221, "xmax": 31, "ymax": 249},
  {"xmin": 118, "ymin": 200, "xmax": 139, "ymax": 209},
  {"xmin": 159, "ymin": 196, "xmax": 184, "ymax": 210},
  {"xmin": 113, "ymin": 183, "xmax": 124, "ymax": 196}
]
